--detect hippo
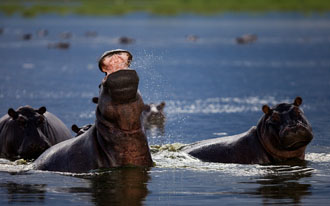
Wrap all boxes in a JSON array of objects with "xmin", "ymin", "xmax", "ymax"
[
  {"xmin": 0, "ymin": 106, "xmax": 72, "ymax": 160},
  {"xmin": 22, "ymin": 33, "xmax": 32, "ymax": 40},
  {"xmin": 183, "ymin": 97, "xmax": 313, "ymax": 164},
  {"xmin": 142, "ymin": 102, "xmax": 166, "ymax": 125},
  {"xmin": 142, "ymin": 102, "xmax": 166, "ymax": 135},
  {"xmin": 185, "ymin": 35, "xmax": 199, "ymax": 42},
  {"xmin": 118, "ymin": 36, "xmax": 135, "ymax": 45},
  {"xmin": 47, "ymin": 42, "xmax": 70, "ymax": 50},
  {"xmin": 33, "ymin": 70, "xmax": 153, "ymax": 173},
  {"xmin": 236, "ymin": 34, "xmax": 258, "ymax": 44}
]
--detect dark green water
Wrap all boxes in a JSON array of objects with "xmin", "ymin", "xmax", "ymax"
[{"xmin": 0, "ymin": 13, "xmax": 330, "ymax": 205}]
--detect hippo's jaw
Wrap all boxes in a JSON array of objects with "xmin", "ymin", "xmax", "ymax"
[
  {"xmin": 18, "ymin": 129, "xmax": 52, "ymax": 160},
  {"xmin": 280, "ymin": 122, "xmax": 313, "ymax": 151}
]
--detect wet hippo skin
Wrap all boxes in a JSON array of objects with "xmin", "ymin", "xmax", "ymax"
[
  {"xmin": 33, "ymin": 70, "xmax": 153, "ymax": 173},
  {"xmin": 183, "ymin": 97, "xmax": 313, "ymax": 164},
  {"xmin": 0, "ymin": 106, "xmax": 72, "ymax": 160},
  {"xmin": 71, "ymin": 124, "xmax": 92, "ymax": 137}
]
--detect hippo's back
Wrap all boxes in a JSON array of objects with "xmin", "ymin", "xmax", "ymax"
[
  {"xmin": 43, "ymin": 112, "xmax": 72, "ymax": 144},
  {"xmin": 33, "ymin": 125, "xmax": 100, "ymax": 173}
]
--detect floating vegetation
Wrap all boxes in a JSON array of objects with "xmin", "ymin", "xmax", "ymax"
[
  {"xmin": 14, "ymin": 159, "xmax": 28, "ymax": 165},
  {"xmin": 150, "ymin": 143, "xmax": 187, "ymax": 153}
]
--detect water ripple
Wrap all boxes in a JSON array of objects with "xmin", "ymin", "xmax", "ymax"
[{"xmin": 306, "ymin": 153, "xmax": 330, "ymax": 163}]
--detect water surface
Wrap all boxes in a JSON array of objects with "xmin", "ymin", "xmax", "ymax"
[{"xmin": 0, "ymin": 13, "xmax": 330, "ymax": 205}]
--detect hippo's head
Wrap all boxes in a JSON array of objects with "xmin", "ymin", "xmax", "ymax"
[
  {"xmin": 142, "ymin": 102, "xmax": 166, "ymax": 125},
  {"xmin": 71, "ymin": 124, "xmax": 92, "ymax": 137},
  {"xmin": 6, "ymin": 106, "xmax": 51, "ymax": 160},
  {"xmin": 142, "ymin": 102, "xmax": 166, "ymax": 136},
  {"xmin": 257, "ymin": 97, "xmax": 313, "ymax": 161}
]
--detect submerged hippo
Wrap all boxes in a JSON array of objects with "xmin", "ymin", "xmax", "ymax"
[
  {"xmin": 236, "ymin": 34, "xmax": 258, "ymax": 44},
  {"xmin": 0, "ymin": 106, "xmax": 72, "ymax": 160},
  {"xmin": 183, "ymin": 97, "xmax": 313, "ymax": 164},
  {"xmin": 33, "ymin": 70, "xmax": 153, "ymax": 173}
]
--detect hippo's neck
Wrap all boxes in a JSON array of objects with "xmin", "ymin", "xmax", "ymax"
[
  {"xmin": 95, "ymin": 108, "xmax": 153, "ymax": 167},
  {"xmin": 256, "ymin": 122, "xmax": 306, "ymax": 162}
]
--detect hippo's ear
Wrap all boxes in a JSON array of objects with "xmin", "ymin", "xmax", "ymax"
[
  {"xmin": 262, "ymin": 105, "xmax": 271, "ymax": 115},
  {"xmin": 92, "ymin": 97, "xmax": 99, "ymax": 104},
  {"xmin": 8, "ymin": 108, "xmax": 18, "ymax": 120},
  {"xmin": 37, "ymin": 106, "xmax": 47, "ymax": 115},
  {"xmin": 143, "ymin": 104, "xmax": 151, "ymax": 112},
  {"xmin": 293, "ymin": 96, "xmax": 303, "ymax": 107},
  {"xmin": 71, "ymin": 124, "xmax": 80, "ymax": 134},
  {"xmin": 157, "ymin": 102, "xmax": 166, "ymax": 110}
]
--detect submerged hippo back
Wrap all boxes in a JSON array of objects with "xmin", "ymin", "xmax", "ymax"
[{"xmin": 98, "ymin": 70, "xmax": 143, "ymax": 131}]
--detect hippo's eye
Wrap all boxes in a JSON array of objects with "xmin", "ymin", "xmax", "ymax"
[
  {"xmin": 269, "ymin": 113, "xmax": 281, "ymax": 124},
  {"xmin": 17, "ymin": 116, "xmax": 27, "ymax": 128}
]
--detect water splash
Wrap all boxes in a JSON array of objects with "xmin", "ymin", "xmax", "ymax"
[
  {"xmin": 0, "ymin": 148, "xmax": 322, "ymax": 178},
  {"xmin": 0, "ymin": 158, "xmax": 32, "ymax": 174},
  {"xmin": 150, "ymin": 143, "xmax": 321, "ymax": 177},
  {"xmin": 133, "ymin": 50, "xmax": 167, "ymax": 102},
  {"xmin": 165, "ymin": 96, "xmax": 292, "ymax": 114}
]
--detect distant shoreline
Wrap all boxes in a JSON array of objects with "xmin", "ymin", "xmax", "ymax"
[{"xmin": 1, "ymin": 0, "xmax": 330, "ymax": 17}]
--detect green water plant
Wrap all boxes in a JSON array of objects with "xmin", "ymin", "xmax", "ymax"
[{"xmin": 1, "ymin": 0, "xmax": 330, "ymax": 17}]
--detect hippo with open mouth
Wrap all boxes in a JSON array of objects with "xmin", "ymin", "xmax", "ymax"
[
  {"xmin": 183, "ymin": 97, "xmax": 313, "ymax": 164},
  {"xmin": 33, "ymin": 70, "xmax": 153, "ymax": 173},
  {"xmin": 0, "ymin": 106, "xmax": 72, "ymax": 160}
]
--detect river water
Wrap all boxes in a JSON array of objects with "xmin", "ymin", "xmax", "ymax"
[{"xmin": 0, "ymin": 13, "xmax": 330, "ymax": 205}]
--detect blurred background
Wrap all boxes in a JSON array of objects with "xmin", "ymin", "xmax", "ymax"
[{"xmin": 1, "ymin": 1, "xmax": 330, "ymax": 205}]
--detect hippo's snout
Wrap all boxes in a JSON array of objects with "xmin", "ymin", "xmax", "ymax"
[
  {"xmin": 280, "ymin": 123, "xmax": 313, "ymax": 150},
  {"xmin": 147, "ymin": 112, "xmax": 163, "ymax": 120},
  {"xmin": 18, "ymin": 129, "xmax": 52, "ymax": 160}
]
